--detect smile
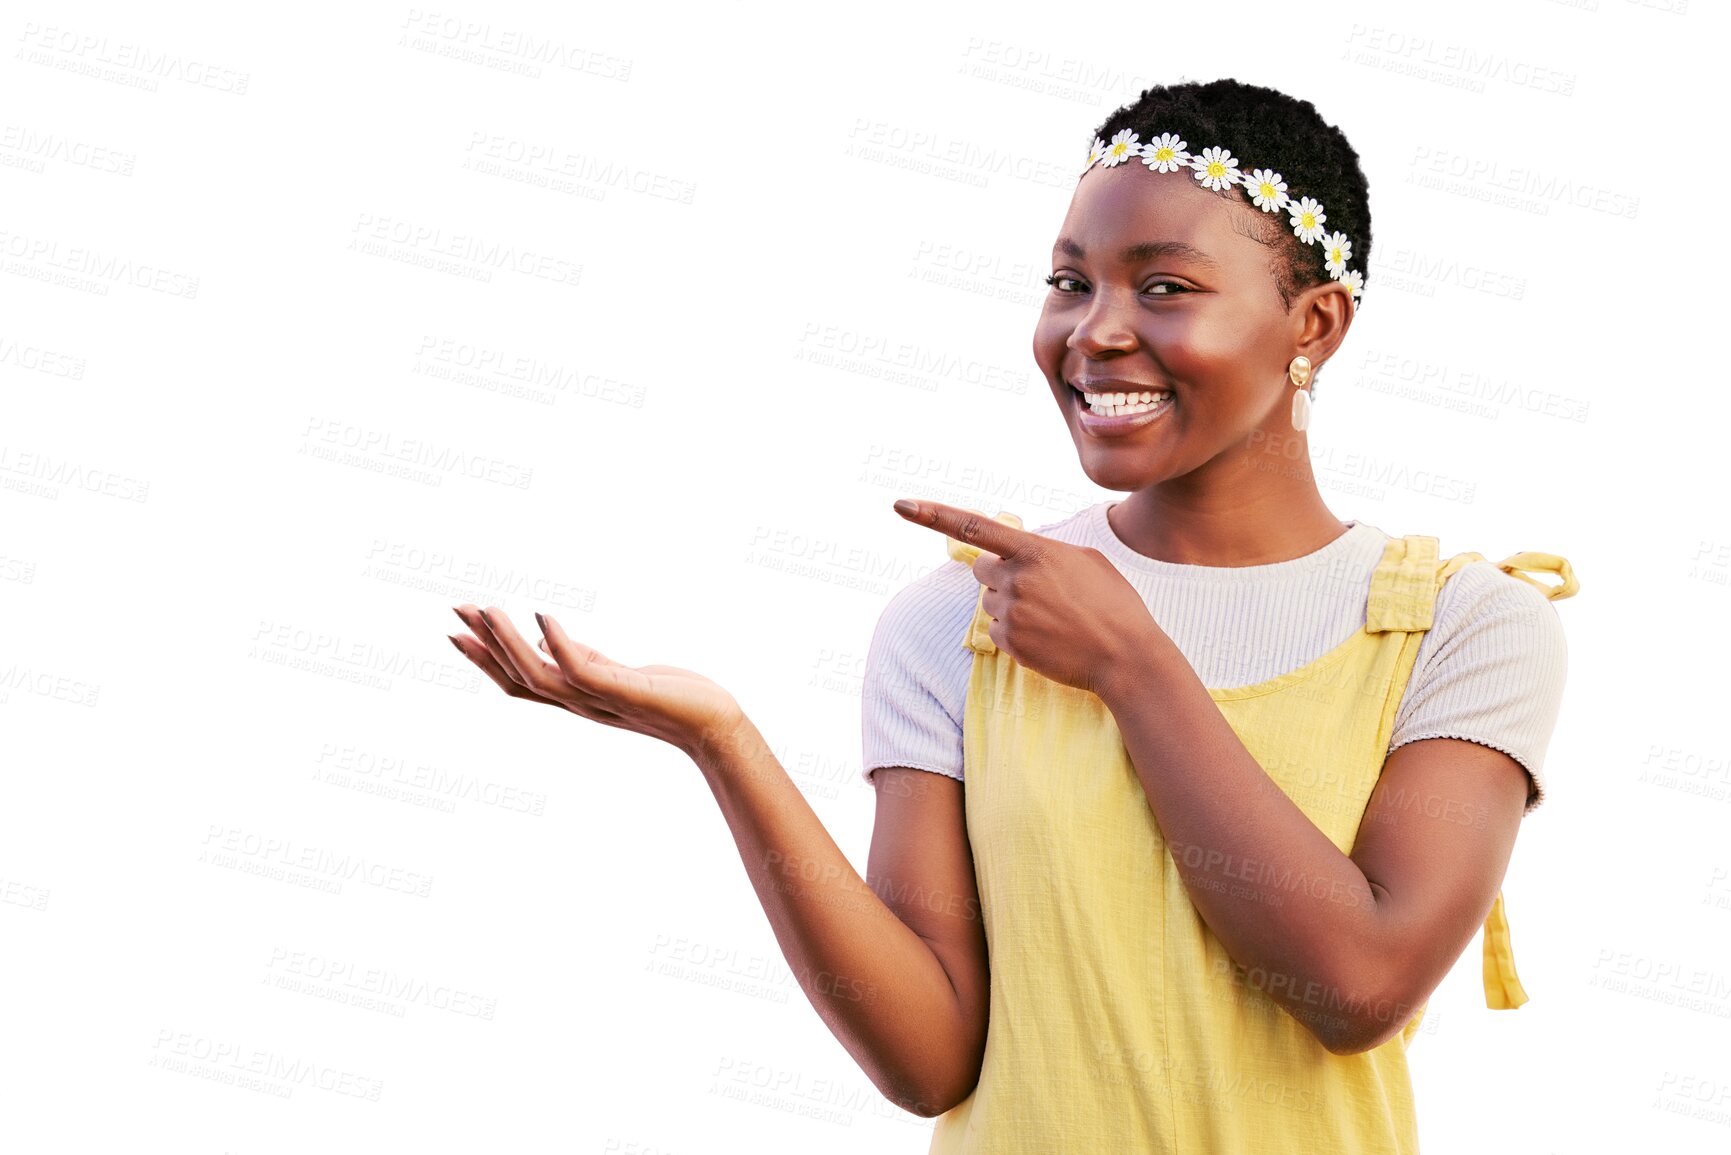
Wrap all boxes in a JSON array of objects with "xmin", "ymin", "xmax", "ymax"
[
  {"xmin": 1074, "ymin": 386, "xmax": 1171, "ymax": 416},
  {"xmin": 1069, "ymin": 383, "xmax": 1174, "ymax": 435}
]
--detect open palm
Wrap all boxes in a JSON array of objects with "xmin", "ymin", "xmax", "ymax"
[{"xmin": 449, "ymin": 604, "xmax": 744, "ymax": 758}]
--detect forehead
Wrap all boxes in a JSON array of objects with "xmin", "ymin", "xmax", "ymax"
[{"xmin": 1057, "ymin": 164, "xmax": 1249, "ymax": 261}]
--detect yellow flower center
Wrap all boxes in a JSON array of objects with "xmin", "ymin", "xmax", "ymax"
[
  {"xmin": 1301, "ymin": 211, "xmax": 1316, "ymax": 229},
  {"xmin": 1207, "ymin": 161, "xmax": 1226, "ymax": 178},
  {"xmin": 1155, "ymin": 147, "xmax": 1174, "ymax": 162},
  {"xmin": 1260, "ymin": 182, "xmax": 1277, "ymax": 198}
]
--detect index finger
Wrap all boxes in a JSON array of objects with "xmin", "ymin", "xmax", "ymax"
[
  {"xmin": 893, "ymin": 499, "xmax": 1029, "ymax": 564},
  {"xmin": 475, "ymin": 606, "xmax": 564, "ymax": 695}
]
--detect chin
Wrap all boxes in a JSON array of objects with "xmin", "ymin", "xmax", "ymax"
[{"xmin": 1073, "ymin": 448, "xmax": 1161, "ymax": 491}]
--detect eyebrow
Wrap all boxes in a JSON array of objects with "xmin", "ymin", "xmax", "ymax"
[{"xmin": 1053, "ymin": 236, "xmax": 1220, "ymax": 270}]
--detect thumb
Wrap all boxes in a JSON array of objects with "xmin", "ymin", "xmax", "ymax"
[{"xmin": 536, "ymin": 612, "xmax": 632, "ymax": 696}]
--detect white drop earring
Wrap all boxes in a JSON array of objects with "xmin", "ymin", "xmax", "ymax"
[{"xmin": 1288, "ymin": 355, "xmax": 1313, "ymax": 432}]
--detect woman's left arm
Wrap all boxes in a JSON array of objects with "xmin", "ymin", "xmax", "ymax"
[
  {"xmin": 1096, "ymin": 629, "xmax": 1529, "ymax": 1055},
  {"xmin": 891, "ymin": 497, "xmax": 1531, "ymax": 1056}
]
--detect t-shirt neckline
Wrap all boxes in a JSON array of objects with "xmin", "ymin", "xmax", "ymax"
[{"xmin": 1086, "ymin": 501, "xmax": 1376, "ymax": 581}]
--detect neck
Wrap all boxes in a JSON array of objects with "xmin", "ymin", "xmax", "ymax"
[{"xmin": 1107, "ymin": 486, "xmax": 1348, "ymax": 567}]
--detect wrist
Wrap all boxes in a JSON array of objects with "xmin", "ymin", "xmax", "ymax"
[
  {"xmin": 1094, "ymin": 617, "xmax": 1173, "ymax": 707},
  {"xmin": 684, "ymin": 710, "xmax": 759, "ymax": 774}
]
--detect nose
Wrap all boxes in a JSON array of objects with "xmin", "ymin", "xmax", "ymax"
[{"xmin": 1065, "ymin": 284, "xmax": 1139, "ymax": 358}]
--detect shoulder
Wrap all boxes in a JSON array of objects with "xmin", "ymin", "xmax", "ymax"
[
  {"xmin": 1419, "ymin": 556, "xmax": 1570, "ymax": 693},
  {"xmin": 862, "ymin": 557, "xmax": 981, "ymax": 727},
  {"xmin": 1395, "ymin": 553, "xmax": 1572, "ymax": 815},
  {"xmin": 871, "ymin": 556, "xmax": 981, "ymax": 654},
  {"xmin": 1432, "ymin": 557, "xmax": 1569, "ymax": 654}
]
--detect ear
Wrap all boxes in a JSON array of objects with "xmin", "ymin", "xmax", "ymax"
[{"xmin": 1292, "ymin": 279, "xmax": 1356, "ymax": 377}]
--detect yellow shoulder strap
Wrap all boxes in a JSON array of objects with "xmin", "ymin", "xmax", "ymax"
[
  {"xmin": 944, "ymin": 509, "xmax": 1023, "ymax": 655},
  {"xmin": 1406, "ymin": 541, "xmax": 1563, "ymax": 1011},
  {"xmin": 1438, "ymin": 548, "xmax": 1580, "ymax": 602},
  {"xmin": 1481, "ymin": 548, "xmax": 1573, "ymax": 1006},
  {"xmin": 1483, "ymin": 891, "xmax": 1529, "ymax": 1009},
  {"xmin": 1496, "ymin": 550, "xmax": 1579, "ymax": 600},
  {"xmin": 1365, "ymin": 535, "xmax": 1441, "ymax": 633}
]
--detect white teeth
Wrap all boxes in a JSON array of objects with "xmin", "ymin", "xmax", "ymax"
[{"xmin": 1079, "ymin": 388, "xmax": 1171, "ymax": 417}]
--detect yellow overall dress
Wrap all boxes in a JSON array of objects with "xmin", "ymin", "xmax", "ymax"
[{"xmin": 931, "ymin": 511, "xmax": 1578, "ymax": 1154}]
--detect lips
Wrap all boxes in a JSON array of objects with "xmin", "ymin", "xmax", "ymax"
[{"xmin": 1073, "ymin": 392, "xmax": 1172, "ymax": 432}]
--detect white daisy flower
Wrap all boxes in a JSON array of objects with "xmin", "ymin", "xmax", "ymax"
[
  {"xmin": 1190, "ymin": 145, "xmax": 1241, "ymax": 191},
  {"xmin": 1320, "ymin": 231, "xmax": 1352, "ymax": 276},
  {"xmin": 1139, "ymin": 132, "xmax": 1190, "ymax": 173},
  {"xmin": 1083, "ymin": 136, "xmax": 1106, "ymax": 171},
  {"xmin": 1338, "ymin": 268, "xmax": 1364, "ymax": 300},
  {"xmin": 1288, "ymin": 195, "xmax": 1327, "ymax": 244},
  {"xmin": 1242, "ymin": 168, "xmax": 1289, "ymax": 212},
  {"xmin": 1102, "ymin": 129, "xmax": 1141, "ymax": 167}
]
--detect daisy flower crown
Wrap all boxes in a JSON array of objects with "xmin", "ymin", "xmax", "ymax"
[{"xmin": 1083, "ymin": 129, "xmax": 1364, "ymax": 309}]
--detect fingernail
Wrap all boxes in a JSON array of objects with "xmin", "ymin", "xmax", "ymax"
[
  {"xmin": 447, "ymin": 634, "xmax": 464, "ymax": 651},
  {"xmin": 894, "ymin": 499, "xmax": 919, "ymax": 517},
  {"xmin": 534, "ymin": 611, "xmax": 546, "ymax": 633}
]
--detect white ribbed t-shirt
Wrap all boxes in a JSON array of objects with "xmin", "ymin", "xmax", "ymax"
[{"xmin": 860, "ymin": 501, "xmax": 1568, "ymax": 816}]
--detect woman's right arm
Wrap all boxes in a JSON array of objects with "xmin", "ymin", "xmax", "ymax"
[
  {"xmin": 692, "ymin": 721, "xmax": 989, "ymax": 1117},
  {"xmin": 448, "ymin": 604, "xmax": 988, "ymax": 1118}
]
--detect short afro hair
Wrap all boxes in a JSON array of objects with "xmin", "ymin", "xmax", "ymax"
[{"xmin": 1086, "ymin": 77, "xmax": 1372, "ymax": 313}]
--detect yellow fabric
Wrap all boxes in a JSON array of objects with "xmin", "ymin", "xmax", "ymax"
[{"xmin": 931, "ymin": 511, "xmax": 1577, "ymax": 1153}]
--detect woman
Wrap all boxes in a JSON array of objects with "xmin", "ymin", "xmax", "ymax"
[{"xmin": 447, "ymin": 78, "xmax": 1577, "ymax": 1152}]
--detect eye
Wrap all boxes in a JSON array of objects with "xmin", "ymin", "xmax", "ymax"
[{"xmin": 1043, "ymin": 274, "xmax": 1191, "ymax": 296}]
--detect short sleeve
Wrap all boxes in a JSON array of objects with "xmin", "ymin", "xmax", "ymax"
[
  {"xmin": 1389, "ymin": 562, "xmax": 1570, "ymax": 816},
  {"xmin": 859, "ymin": 561, "xmax": 980, "ymax": 786}
]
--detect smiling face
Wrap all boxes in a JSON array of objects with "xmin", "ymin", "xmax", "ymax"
[{"xmin": 1033, "ymin": 161, "xmax": 1350, "ymax": 493}]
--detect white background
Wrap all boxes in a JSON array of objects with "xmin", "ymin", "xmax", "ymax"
[{"xmin": 4, "ymin": 0, "xmax": 1727, "ymax": 1151}]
